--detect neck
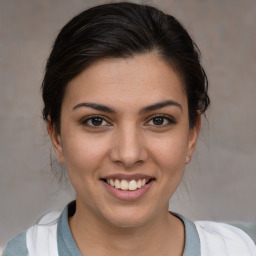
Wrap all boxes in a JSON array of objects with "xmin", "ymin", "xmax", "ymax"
[{"xmin": 69, "ymin": 200, "xmax": 185, "ymax": 256}]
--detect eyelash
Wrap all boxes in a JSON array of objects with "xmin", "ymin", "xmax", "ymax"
[
  {"xmin": 145, "ymin": 114, "xmax": 177, "ymax": 127},
  {"xmin": 81, "ymin": 115, "xmax": 111, "ymax": 127},
  {"xmin": 81, "ymin": 114, "xmax": 177, "ymax": 128}
]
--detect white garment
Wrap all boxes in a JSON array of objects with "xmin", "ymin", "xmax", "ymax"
[
  {"xmin": 195, "ymin": 221, "xmax": 256, "ymax": 256},
  {"xmin": 26, "ymin": 211, "xmax": 60, "ymax": 256},
  {"xmin": 26, "ymin": 211, "xmax": 256, "ymax": 256}
]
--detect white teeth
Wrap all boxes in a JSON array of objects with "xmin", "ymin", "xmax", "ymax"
[
  {"xmin": 115, "ymin": 179, "xmax": 121, "ymax": 189},
  {"xmin": 137, "ymin": 179, "xmax": 142, "ymax": 188},
  {"xmin": 128, "ymin": 180, "xmax": 137, "ymax": 191},
  {"xmin": 120, "ymin": 180, "xmax": 129, "ymax": 190},
  {"xmin": 110, "ymin": 179, "xmax": 115, "ymax": 186},
  {"xmin": 106, "ymin": 178, "xmax": 151, "ymax": 191}
]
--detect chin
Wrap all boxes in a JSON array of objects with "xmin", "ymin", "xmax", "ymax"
[
  {"xmin": 101, "ymin": 206, "xmax": 153, "ymax": 228},
  {"xmin": 108, "ymin": 216, "xmax": 148, "ymax": 228}
]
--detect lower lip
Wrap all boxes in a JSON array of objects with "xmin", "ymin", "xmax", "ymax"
[{"xmin": 101, "ymin": 180, "xmax": 154, "ymax": 201}]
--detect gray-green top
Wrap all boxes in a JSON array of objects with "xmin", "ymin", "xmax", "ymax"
[{"xmin": 3, "ymin": 201, "xmax": 200, "ymax": 256}]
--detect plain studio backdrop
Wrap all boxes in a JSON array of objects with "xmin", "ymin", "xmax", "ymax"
[{"xmin": 0, "ymin": 0, "xmax": 256, "ymax": 249}]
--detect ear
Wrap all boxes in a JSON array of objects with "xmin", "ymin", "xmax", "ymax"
[
  {"xmin": 186, "ymin": 115, "xmax": 201, "ymax": 164},
  {"xmin": 47, "ymin": 116, "xmax": 65, "ymax": 164}
]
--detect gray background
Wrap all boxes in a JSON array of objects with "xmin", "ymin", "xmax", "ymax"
[{"xmin": 1, "ymin": 0, "xmax": 256, "ymax": 249}]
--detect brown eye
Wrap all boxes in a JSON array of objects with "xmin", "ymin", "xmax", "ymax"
[
  {"xmin": 82, "ymin": 115, "xmax": 110, "ymax": 127},
  {"xmin": 152, "ymin": 116, "xmax": 165, "ymax": 125},
  {"xmin": 146, "ymin": 115, "xmax": 177, "ymax": 127},
  {"xmin": 91, "ymin": 117, "xmax": 104, "ymax": 126}
]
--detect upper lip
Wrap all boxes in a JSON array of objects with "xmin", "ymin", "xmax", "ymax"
[{"xmin": 101, "ymin": 173, "xmax": 154, "ymax": 181}]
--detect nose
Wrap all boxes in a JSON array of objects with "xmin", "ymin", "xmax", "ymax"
[{"xmin": 109, "ymin": 124, "xmax": 147, "ymax": 168}]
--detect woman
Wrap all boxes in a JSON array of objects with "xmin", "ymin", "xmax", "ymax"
[{"xmin": 3, "ymin": 2, "xmax": 256, "ymax": 255}]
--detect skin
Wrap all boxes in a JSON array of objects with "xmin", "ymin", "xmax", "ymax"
[{"xmin": 48, "ymin": 53, "xmax": 200, "ymax": 256}]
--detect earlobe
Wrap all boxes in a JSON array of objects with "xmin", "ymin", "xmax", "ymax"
[
  {"xmin": 47, "ymin": 117, "xmax": 65, "ymax": 164},
  {"xmin": 186, "ymin": 116, "xmax": 201, "ymax": 164}
]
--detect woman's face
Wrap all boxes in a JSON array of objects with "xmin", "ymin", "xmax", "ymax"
[{"xmin": 49, "ymin": 53, "xmax": 199, "ymax": 227}]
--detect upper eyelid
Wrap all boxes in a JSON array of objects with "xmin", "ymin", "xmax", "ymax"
[
  {"xmin": 149, "ymin": 114, "xmax": 172, "ymax": 118},
  {"xmin": 146, "ymin": 114, "xmax": 176, "ymax": 121},
  {"xmin": 82, "ymin": 114, "xmax": 110, "ymax": 121}
]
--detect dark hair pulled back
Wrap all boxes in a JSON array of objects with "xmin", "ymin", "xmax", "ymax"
[{"xmin": 42, "ymin": 2, "xmax": 210, "ymax": 133}]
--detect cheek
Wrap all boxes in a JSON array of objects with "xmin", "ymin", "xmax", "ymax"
[
  {"xmin": 148, "ymin": 132, "xmax": 189, "ymax": 177},
  {"xmin": 151, "ymin": 133, "xmax": 188, "ymax": 162},
  {"xmin": 61, "ymin": 133, "xmax": 110, "ymax": 176}
]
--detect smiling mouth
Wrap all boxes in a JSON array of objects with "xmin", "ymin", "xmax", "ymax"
[{"xmin": 101, "ymin": 178, "xmax": 154, "ymax": 191}]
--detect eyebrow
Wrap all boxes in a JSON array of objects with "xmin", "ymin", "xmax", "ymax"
[
  {"xmin": 139, "ymin": 100, "xmax": 183, "ymax": 114},
  {"xmin": 73, "ymin": 100, "xmax": 182, "ymax": 114},
  {"xmin": 73, "ymin": 102, "xmax": 117, "ymax": 113}
]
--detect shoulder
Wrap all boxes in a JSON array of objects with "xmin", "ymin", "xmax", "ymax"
[
  {"xmin": 2, "ymin": 210, "xmax": 61, "ymax": 256},
  {"xmin": 195, "ymin": 221, "xmax": 256, "ymax": 255},
  {"xmin": 2, "ymin": 230, "xmax": 28, "ymax": 256}
]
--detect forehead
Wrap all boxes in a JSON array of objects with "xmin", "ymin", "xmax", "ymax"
[{"xmin": 63, "ymin": 53, "xmax": 187, "ymax": 111}]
